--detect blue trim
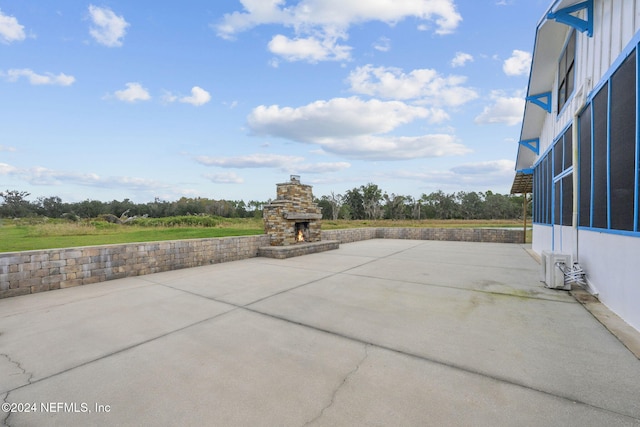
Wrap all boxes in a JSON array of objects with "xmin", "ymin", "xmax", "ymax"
[
  {"xmin": 589, "ymin": 99, "xmax": 595, "ymax": 228},
  {"xmin": 526, "ymin": 92, "xmax": 552, "ymax": 112},
  {"xmin": 577, "ymin": 111, "xmax": 583, "ymax": 226},
  {"xmin": 518, "ymin": 168, "xmax": 534, "ymax": 175},
  {"xmin": 547, "ymin": 0, "xmax": 593, "ymax": 37},
  {"xmin": 606, "ymin": 75, "xmax": 611, "ymax": 229},
  {"xmin": 532, "ymin": 222, "xmax": 553, "ymax": 227},
  {"xmin": 553, "ymin": 166, "xmax": 573, "ymax": 183},
  {"xmin": 636, "ymin": 43, "xmax": 640, "ymax": 233},
  {"xmin": 577, "ymin": 225, "xmax": 640, "ymax": 238},
  {"xmin": 519, "ymin": 138, "xmax": 540, "ymax": 155},
  {"xmin": 586, "ymin": 31, "xmax": 640, "ymax": 105},
  {"xmin": 552, "ymin": 172, "xmax": 556, "ymax": 249}
]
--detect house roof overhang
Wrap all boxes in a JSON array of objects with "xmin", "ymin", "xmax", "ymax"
[{"xmin": 512, "ymin": 0, "xmax": 587, "ymax": 190}]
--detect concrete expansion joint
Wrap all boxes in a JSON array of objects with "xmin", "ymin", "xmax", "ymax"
[{"xmin": 304, "ymin": 344, "xmax": 370, "ymax": 426}]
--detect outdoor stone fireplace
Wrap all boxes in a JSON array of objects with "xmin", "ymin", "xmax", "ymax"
[{"xmin": 262, "ymin": 175, "xmax": 323, "ymax": 246}]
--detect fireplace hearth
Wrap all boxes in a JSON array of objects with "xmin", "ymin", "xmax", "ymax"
[{"xmin": 262, "ymin": 175, "xmax": 322, "ymax": 246}]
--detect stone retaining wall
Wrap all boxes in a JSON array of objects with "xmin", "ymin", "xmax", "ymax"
[
  {"xmin": 0, "ymin": 235, "xmax": 270, "ymax": 299},
  {"xmin": 0, "ymin": 227, "xmax": 522, "ymax": 299},
  {"xmin": 321, "ymin": 227, "xmax": 522, "ymax": 244}
]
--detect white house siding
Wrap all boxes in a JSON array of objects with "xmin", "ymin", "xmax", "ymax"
[
  {"xmin": 576, "ymin": 0, "xmax": 640, "ymax": 98},
  {"xmin": 532, "ymin": 224, "xmax": 553, "ymax": 255},
  {"xmin": 578, "ymin": 231, "xmax": 640, "ymax": 332},
  {"xmin": 529, "ymin": 0, "xmax": 640, "ymax": 332}
]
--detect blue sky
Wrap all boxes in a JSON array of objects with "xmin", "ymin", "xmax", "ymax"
[{"xmin": 1, "ymin": 0, "xmax": 550, "ymax": 203}]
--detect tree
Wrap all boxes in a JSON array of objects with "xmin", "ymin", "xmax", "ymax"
[
  {"xmin": 482, "ymin": 191, "xmax": 520, "ymax": 219},
  {"xmin": 343, "ymin": 187, "xmax": 365, "ymax": 220},
  {"xmin": 457, "ymin": 191, "xmax": 483, "ymax": 220},
  {"xmin": 423, "ymin": 191, "xmax": 459, "ymax": 219},
  {"xmin": 361, "ymin": 183, "xmax": 383, "ymax": 219},
  {"xmin": 383, "ymin": 193, "xmax": 407, "ymax": 220},
  {"xmin": 36, "ymin": 196, "xmax": 65, "ymax": 218},
  {"xmin": 319, "ymin": 192, "xmax": 342, "ymax": 220},
  {"xmin": 0, "ymin": 190, "xmax": 34, "ymax": 217}
]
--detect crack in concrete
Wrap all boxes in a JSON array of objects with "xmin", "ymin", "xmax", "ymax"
[
  {"xmin": 1, "ymin": 353, "xmax": 34, "ymax": 427},
  {"xmin": 1, "ymin": 353, "xmax": 32, "ymax": 384},
  {"xmin": 304, "ymin": 344, "xmax": 369, "ymax": 426},
  {"xmin": 2, "ymin": 392, "xmax": 10, "ymax": 427}
]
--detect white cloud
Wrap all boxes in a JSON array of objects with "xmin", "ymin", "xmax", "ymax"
[
  {"xmin": 0, "ymin": 162, "xmax": 167, "ymax": 191},
  {"xmin": 248, "ymin": 97, "xmax": 432, "ymax": 141},
  {"xmin": 451, "ymin": 52, "xmax": 473, "ymax": 68},
  {"xmin": 474, "ymin": 91, "xmax": 525, "ymax": 126},
  {"xmin": 0, "ymin": 145, "xmax": 17, "ymax": 152},
  {"xmin": 216, "ymin": 0, "xmax": 461, "ymax": 62},
  {"xmin": 450, "ymin": 159, "xmax": 515, "ymax": 175},
  {"xmin": 389, "ymin": 159, "xmax": 515, "ymax": 190},
  {"xmin": 347, "ymin": 65, "xmax": 478, "ymax": 108},
  {"xmin": 503, "ymin": 49, "xmax": 531, "ymax": 76},
  {"xmin": 0, "ymin": 9, "xmax": 25, "ymax": 44},
  {"xmin": 196, "ymin": 153, "xmax": 304, "ymax": 168},
  {"xmin": 112, "ymin": 82, "xmax": 151, "ymax": 103},
  {"xmin": 3, "ymin": 69, "xmax": 75, "ymax": 86},
  {"xmin": 0, "ymin": 162, "xmax": 18, "ymax": 175},
  {"xmin": 204, "ymin": 172, "xmax": 244, "ymax": 184},
  {"xmin": 317, "ymin": 134, "xmax": 470, "ymax": 160},
  {"xmin": 88, "ymin": 5, "xmax": 129, "ymax": 47},
  {"xmin": 373, "ymin": 37, "xmax": 391, "ymax": 52},
  {"xmin": 161, "ymin": 91, "xmax": 178, "ymax": 104},
  {"xmin": 196, "ymin": 153, "xmax": 351, "ymax": 174},
  {"xmin": 289, "ymin": 162, "xmax": 351, "ymax": 173},
  {"xmin": 268, "ymin": 34, "xmax": 351, "ymax": 63},
  {"xmin": 180, "ymin": 86, "xmax": 211, "ymax": 106},
  {"xmin": 247, "ymin": 97, "xmax": 469, "ymax": 160},
  {"xmin": 217, "ymin": 0, "xmax": 461, "ymax": 37}
]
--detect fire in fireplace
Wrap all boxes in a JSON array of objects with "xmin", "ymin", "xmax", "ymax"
[{"xmin": 295, "ymin": 222, "xmax": 309, "ymax": 243}]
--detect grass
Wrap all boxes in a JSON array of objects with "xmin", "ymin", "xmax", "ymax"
[
  {"xmin": 0, "ymin": 218, "xmax": 264, "ymax": 252},
  {"xmin": 0, "ymin": 217, "xmax": 531, "ymax": 253}
]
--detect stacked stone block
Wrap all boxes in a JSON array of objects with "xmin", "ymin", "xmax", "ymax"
[
  {"xmin": 263, "ymin": 179, "xmax": 322, "ymax": 246},
  {"xmin": 0, "ymin": 235, "xmax": 270, "ymax": 299}
]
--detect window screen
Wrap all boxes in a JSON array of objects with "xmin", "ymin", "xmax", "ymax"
[
  {"xmin": 609, "ymin": 50, "xmax": 636, "ymax": 231},
  {"xmin": 558, "ymin": 31, "xmax": 576, "ymax": 112},
  {"xmin": 554, "ymin": 140, "xmax": 563, "ymax": 176},
  {"xmin": 578, "ymin": 105, "xmax": 592, "ymax": 227},
  {"xmin": 592, "ymin": 83, "xmax": 609, "ymax": 229},
  {"xmin": 562, "ymin": 175, "xmax": 573, "ymax": 225},
  {"xmin": 545, "ymin": 155, "xmax": 553, "ymax": 224},
  {"xmin": 563, "ymin": 125, "xmax": 573, "ymax": 170},
  {"xmin": 554, "ymin": 181, "xmax": 561, "ymax": 225}
]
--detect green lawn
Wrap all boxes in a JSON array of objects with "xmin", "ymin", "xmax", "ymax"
[
  {"xmin": 0, "ymin": 219, "xmax": 264, "ymax": 252},
  {"xmin": 0, "ymin": 218, "xmax": 530, "ymax": 253}
]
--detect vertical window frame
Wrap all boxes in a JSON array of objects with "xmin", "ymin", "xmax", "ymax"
[{"xmin": 558, "ymin": 31, "xmax": 577, "ymax": 113}]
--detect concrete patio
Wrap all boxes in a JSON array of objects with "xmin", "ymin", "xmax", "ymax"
[{"xmin": 1, "ymin": 239, "xmax": 639, "ymax": 426}]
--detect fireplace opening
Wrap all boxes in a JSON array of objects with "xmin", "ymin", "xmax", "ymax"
[{"xmin": 295, "ymin": 222, "xmax": 310, "ymax": 243}]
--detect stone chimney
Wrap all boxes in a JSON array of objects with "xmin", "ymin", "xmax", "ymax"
[{"xmin": 263, "ymin": 176, "xmax": 322, "ymax": 246}]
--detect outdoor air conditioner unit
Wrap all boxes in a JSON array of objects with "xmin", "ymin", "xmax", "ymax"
[{"xmin": 541, "ymin": 251, "xmax": 572, "ymax": 290}]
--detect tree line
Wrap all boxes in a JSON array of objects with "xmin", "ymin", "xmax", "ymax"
[
  {"xmin": 316, "ymin": 183, "xmax": 527, "ymax": 221},
  {"xmin": 0, "ymin": 190, "xmax": 265, "ymax": 220},
  {"xmin": 0, "ymin": 185, "xmax": 528, "ymax": 221}
]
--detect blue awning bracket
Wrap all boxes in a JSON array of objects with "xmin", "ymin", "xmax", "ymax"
[
  {"xmin": 519, "ymin": 138, "xmax": 540, "ymax": 155},
  {"xmin": 547, "ymin": 0, "xmax": 593, "ymax": 37},
  {"xmin": 526, "ymin": 92, "xmax": 552, "ymax": 113}
]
